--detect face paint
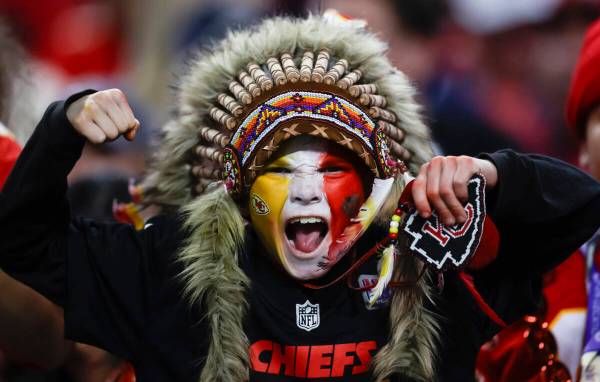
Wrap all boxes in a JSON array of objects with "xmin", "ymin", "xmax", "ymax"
[
  {"xmin": 249, "ymin": 159, "xmax": 290, "ymax": 262},
  {"xmin": 321, "ymin": 152, "xmax": 366, "ymax": 259},
  {"xmin": 249, "ymin": 138, "xmax": 372, "ymax": 280}
]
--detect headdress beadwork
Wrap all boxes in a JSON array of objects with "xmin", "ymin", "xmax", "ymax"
[{"xmin": 191, "ymin": 50, "xmax": 413, "ymax": 200}]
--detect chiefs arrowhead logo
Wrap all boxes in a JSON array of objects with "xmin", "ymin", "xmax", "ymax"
[
  {"xmin": 403, "ymin": 175, "xmax": 486, "ymax": 271},
  {"xmin": 251, "ymin": 194, "xmax": 270, "ymax": 215}
]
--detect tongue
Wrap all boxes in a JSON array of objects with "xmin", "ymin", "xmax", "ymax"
[{"xmin": 293, "ymin": 225, "xmax": 323, "ymax": 253}]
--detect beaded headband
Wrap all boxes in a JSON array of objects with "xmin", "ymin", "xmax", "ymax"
[{"xmin": 192, "ymin": 49, "xmax": 412, "ymax": 200}]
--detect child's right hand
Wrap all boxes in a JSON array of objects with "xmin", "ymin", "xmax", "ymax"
[{"xmin": 66, "ymin": 89, "xmax": 140, "ymax": 144}]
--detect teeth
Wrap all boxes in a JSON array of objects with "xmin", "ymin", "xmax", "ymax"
[{"xmin": 290, "ymin": 217, "xmax": 324, "ymax": 224}]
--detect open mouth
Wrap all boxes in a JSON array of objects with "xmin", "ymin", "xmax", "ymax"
[{"xmin": 285, "ymin": 217, "xmax": 329, "ymax": 253}]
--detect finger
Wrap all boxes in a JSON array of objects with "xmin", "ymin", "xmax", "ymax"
[
  {"xmin": 453, "ymin": 156, "xmax": 477, "ymax": 203},
  {"xmin": 78, "ymin": 121, "xmax": 106, "ymax": 144},
  {"xmin": 412, "ymin": 163, "xmax": 432, "ymax": 218},
  {"xmin": 124, "ymin": 119, "xmax": 140, "ymax": 141},
  {"xmin": 109, "ymin": 89, "xmax": 136, "ymax": 127},
  {"xmin": 439, "ymin": 158, "xmax": 467, "ymax": 224},
  {"xmin": 101, "ymin": 95, "xmax": 131, "ymax": 134},
  {"xmin": 88, "ymin": 102, "xmax": 120, "ymax": 141},
  {"xmin": 427, "ymin": 158, "xmax": 455, "ymax": 226}
]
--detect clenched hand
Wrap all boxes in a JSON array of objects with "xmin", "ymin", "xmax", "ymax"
[
  {"xmin": 411, "ymin": 155, "xmax": 498, "ymax": 226},
  {"xmin": 66, "ymin": 89, "xmax": 140, "ymax": 144}
]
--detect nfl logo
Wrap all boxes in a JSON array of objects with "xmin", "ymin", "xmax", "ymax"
[{"xmin": 296, "ymin": 300, "xmax": 320, "ymax": 332}]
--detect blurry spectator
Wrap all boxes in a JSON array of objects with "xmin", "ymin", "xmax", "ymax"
[
  {"xmin": 386, "ymin": 0, "xmax": 599, "ymax": 160},
  {"xmin": 0, "ymin": 19, "xmax": 134, "ymax": 382},
  {"xmin": 565, "ymin": 16, "xmax": 600, "ymax": 381},
  {"xmin": 319, "ymin": 0, "xmax": 524, "ymax": 156},
  {"xmin": 68, "ymin": 175, "xmax": 129, "ymax": 220},
  {"xmin": 385, "ymin": 0, "xmax": 522, "ymax": 156},
  {"xmin": 0, "ymin": 18, "xmax": 27, "ymax": 166},
  {"xmin": 0, "ymin": 0, "xmax": 125, "ymax": 77},
  {"xmin": 0, "ymin": 18, "xmax": 66, "ymax": 381},
  {"xmin": 0, "ymin": 0, "xmax": 129, "ymax": 125},
  {"xmin": 477, "ymin": 16, "xmax": 600, "ymax": 382},
  {"xmin": 0, "ymin": 123, "xmax": 20, "ymax": 188}
]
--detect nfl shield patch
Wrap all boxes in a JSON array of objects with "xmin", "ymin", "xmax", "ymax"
[{"xmin": 296, "ymin": 300, "xmax": 320, "ymax": 332}]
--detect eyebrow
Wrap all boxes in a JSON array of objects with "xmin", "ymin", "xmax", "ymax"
[{"xmin": 265, "ymin": 157, "xmax": 290, "ymax": 167}]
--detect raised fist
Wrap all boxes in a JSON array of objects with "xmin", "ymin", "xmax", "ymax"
[{"xmin": 66, "ymin": 89, "xmax": 140, "ymax": 144}]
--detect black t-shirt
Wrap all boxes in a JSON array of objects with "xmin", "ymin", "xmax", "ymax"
[
  {"xmin": 2, "ymin": 98, "xmax": 600, "ymax": 381},
  {"xmin": 61, "ymin": 216, "xmax": 523, "ymax": 382},
  {"xmin": 241, "ymin": 229, "xmax": 392, "ymax": 381},
  {"xmin": 64, "ymin": 214, "xmax": 397, "ymax": 382}
]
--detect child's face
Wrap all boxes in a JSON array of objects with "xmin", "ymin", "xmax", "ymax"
[
  {"xmin": 581, "ymin": 105, "xmax": 600, "ymax": 181},
  {"xmin": 248, "ymin": 137, "xmax": 370, "ymax": 280}
]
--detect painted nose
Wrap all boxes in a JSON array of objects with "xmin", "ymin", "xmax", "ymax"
[{"xmin": 288, "ymin": 174, "xmax": 323, "ymax": 205}]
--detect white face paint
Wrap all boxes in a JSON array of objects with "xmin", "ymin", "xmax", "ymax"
[
  {"xmin": 249, "ymin": 138, "xmax": 370, "ymax": 280},
  {"xmin": 279, "ymin": 150, "xmax": 333, "ymax": 279}
]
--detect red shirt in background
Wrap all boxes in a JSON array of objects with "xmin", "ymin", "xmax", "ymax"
[{"xmin": 0, "ymin": 123, "xmax": 21, "ymax": 188}]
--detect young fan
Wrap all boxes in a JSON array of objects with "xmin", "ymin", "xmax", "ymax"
[{"xmin": 1, "ymin": 15, "xmax": 600, "ymax": 382}]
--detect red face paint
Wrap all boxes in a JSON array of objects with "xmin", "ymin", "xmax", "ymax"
[{"xmin": 321, "ymin": 152, "xmax": 367, "ymax": 244}]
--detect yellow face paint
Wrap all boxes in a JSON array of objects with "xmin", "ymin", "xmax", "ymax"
[
  {"xmin": 249, "ymin": 156, "xmax": 290, "ymax": 269},
  {"xmin": 247, "ymin": 137, "xmax": 392, "ymax": 281}
]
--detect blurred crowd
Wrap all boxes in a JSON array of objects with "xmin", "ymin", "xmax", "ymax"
[
  {"xmin": 2, "ymin": 0, "xmax": 599, "ymax": 171},
  {"xmin": 1, "ymin": 0, "xmax": 599, "ymax": 381}
]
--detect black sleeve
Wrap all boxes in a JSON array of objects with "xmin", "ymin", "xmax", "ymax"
[
  {"xmin": 0, "ymin": 92, "xmax": 92, "ymax": 303},
  {"xmin": 64, "ymin": 214, "xmax": 186, "ymax": 360},
  {"xmin": 469, "ymin": 150, "xmax": 600, "ymax": 337},
  {"xmin": 0, "ymin": 94, "xmax": 186, "ymax": 360},
  {"xmin": 482, "ymin": 149, "xmax": 600, "ymax": 275}
]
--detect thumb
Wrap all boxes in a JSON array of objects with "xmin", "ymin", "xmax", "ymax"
[{"xmin": 124, "ymin": 119, "xmax": 140, "ymax": 141}]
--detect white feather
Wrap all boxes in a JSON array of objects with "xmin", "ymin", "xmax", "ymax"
[{"xmin": 369, "ymin": 244, "xmax": 396, "ymax": 306}]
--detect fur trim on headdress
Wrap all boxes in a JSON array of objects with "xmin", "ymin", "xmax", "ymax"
[
  {"xmin": 178, "ymin": 184, "xmax": 250, "ymax": 381},
  {"xmin": 150, "ymin": 15, "xmax": 438, "ymax": 382},
  {"xmin": 373, "ymin": 255, "xmax": 439, "ymax": 381}
]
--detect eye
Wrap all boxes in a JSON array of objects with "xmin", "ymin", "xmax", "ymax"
[
  {"xmin": 319, "ymin": 166, "xmax": 345, "ymax": 173},
  {"xmin": 265, "ymin": 167, "xmax": 292, "ymax": 174}
]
